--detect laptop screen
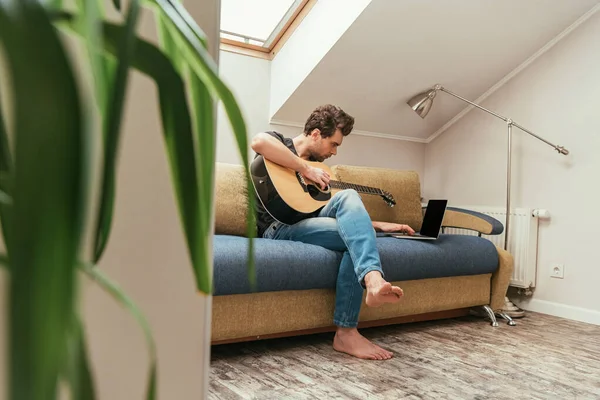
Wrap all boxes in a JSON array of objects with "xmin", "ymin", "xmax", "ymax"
[{"xmin": 420, "ymin": 200, "xmax": 448, "ymax": 237}]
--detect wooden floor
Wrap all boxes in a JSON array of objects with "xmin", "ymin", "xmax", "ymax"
[{"xmin": 209, "ymin": 313, "xmax": 600, "ymax": 399}]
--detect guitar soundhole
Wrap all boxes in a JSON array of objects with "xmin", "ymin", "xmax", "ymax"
[{"xmin": 307, "ymin": 184, "xmax": 332, "ymax": 201}]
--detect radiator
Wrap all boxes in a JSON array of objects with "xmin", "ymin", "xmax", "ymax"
[{"xmin": 443, "ymin": 206, "xmax": 539, "ymax": 290}]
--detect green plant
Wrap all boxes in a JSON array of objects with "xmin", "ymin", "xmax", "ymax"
[{"xmin": 0, "ymin": 0, "xmax": 255, "ymax": 398}]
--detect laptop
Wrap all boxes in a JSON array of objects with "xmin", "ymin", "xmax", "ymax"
[{"xmin": 377, "ymin": 199, "xmax": 448, "ymax": 240}]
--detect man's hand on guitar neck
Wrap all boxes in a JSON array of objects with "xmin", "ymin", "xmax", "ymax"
[
  {"xmin": 300, "ymin": 163, "xmax": 330, "ymax": 190},
  {"xmin": 372, "ymin": 221, "xmax": 416, "ymax": 235}
]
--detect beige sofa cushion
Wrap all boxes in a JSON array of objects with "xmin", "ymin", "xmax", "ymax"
[
  {"xmin": 214, "ymin": 163, "xmax": 248, "ymax": 236},
  {"xmin": 331, "ymin": 165, "xmax": 423, "ymax": 231},
  {"xmin": 214, "ymin": 162, "xmax": 424, "ymax": 236}
]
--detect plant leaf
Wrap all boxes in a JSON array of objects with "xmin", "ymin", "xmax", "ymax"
[
  {"xmin": 64, "ymin": 314, "xmax": 96, "ymax": 400},
  {"xmin": 60, "ymin": 15, "xmax": 213, "ymax": 291},
  {"xmin": 80, "ymin": 263, "xmax": 156, "ymax": 400},
  {"xmin": 45, "ymin": 0, "xmax": 64, "ymax": 10},
  {"xmin": 153, "ymin": 7, "xmax": 211, "ymax": 292},
  {"xmin": 0, "ymin": 88, "xmax": 10, "ymax": 173},
  {"xmin": 151, "ymin": 0, "xmax": 257, "ymax": 286},
  {"xmin": 0, "ymin": 1, "xmax": 85, "ymax": 398},
  {"xmin": 75, "ymin": 0, "xmax": 109, "ymax": 112},
  {"xmin": 156, "ymin": 13, "xmax": 184, "ymax": 73},
  {"xmin": 187, "ymin": 72, "xmax": 214, "ymax": 292},
  {"xmin": 0, "ymin": 82, "xmax": 12, "ymax": 254},
  {"xmin": 59, "ymin": 0, "xmax": 257, "ymax": 290},
  {"xmin": 0, "ymin": 189, "xmax": 12, "ymax": 205},
  {"xmin": 0, "ymin": 252, "xmax": 7, "ymax": 267},
  {"xmin": 93, "ymin": 0, "xmax": 141, "ymax": 263},
  {"xmin": 145, "ymin": 0, "xmax": 208, "ymax": 49}
]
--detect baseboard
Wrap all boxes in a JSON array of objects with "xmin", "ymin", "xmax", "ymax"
[{"xmin": 513, "ymin": 298, "xmax": 600, "ymax": 326}]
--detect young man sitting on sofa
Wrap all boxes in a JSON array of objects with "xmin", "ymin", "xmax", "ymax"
[{"xmin": 251, "ymin": 104, "xmax": 416, "ymax": 361}]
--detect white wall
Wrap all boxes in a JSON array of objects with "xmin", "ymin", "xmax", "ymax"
[
  {"xmin": 217, "ymin": 50, "xmax": 426, "ymax": 184},
  {"xmin": 424, "ymin": 11, "xmax": 600, "ymax": 324},
  {"xmin": 269, "ymin": 0, "xmax": 372, "ymax": 119},
  {"xmin": 216, "ymin": 51, "xmax": 271, "ymax": 165},
  {"xmin": 273, "ymin": 125, "xmax": 426, "ymax": 175}
]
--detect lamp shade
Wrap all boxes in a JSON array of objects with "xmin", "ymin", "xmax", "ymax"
[{"xmin": 407, "ymin": 89, "xmax": 437, "ymax": 118}]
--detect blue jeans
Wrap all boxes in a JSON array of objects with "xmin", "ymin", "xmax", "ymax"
[{"xmin": 263, "ymin": 189, "xmax": 384, "ymax": 328}]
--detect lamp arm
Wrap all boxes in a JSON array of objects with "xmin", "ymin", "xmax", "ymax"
[
  {"xmin": 436, "ymin": 85, "xmax": 569, "ymax": 155},
  {"xmin": 511, "ymin": 122, "xmax": 568, "ymax": 155},
  {"xmin": 438, "ymin": 86, "xmax": 508, "ymax": 122}
]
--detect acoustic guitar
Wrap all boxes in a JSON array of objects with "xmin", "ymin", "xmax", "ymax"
[{"xmin": 251, "ymin": 155, "xmax": 396, "ymax": 225}]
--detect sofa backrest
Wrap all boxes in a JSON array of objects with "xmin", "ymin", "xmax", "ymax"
[
  {"xmin": 214, "ymin": 163, "xmax": 249, "ymax": 236},
  {"xmin": 214, "ymin": 162, "xmax": 423, "ymax": 236},
  {"xmin": 330, "ymin": 165, "xmax": 423, "ymax": 232}
]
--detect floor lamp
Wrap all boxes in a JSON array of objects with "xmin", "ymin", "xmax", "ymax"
[{"xmin": 407, "ymin": 84, "xmax": 569, "ymax": 251}]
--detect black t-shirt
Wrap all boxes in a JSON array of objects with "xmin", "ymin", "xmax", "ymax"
[{"xmin": 253, "ymin": 131, "xmax": 305, "ymax": 237}]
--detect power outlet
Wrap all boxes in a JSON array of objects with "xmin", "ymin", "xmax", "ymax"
[{"xmin": 551, "ymin": 264, "xmax": 565, "ymax": 279}]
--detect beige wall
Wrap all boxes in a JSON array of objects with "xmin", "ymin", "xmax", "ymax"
[
  {"xmin": 216, "ymin": 50, "xmax": 426, "ymax": 187},
  {"xmin": 424, "ymin": 11, "xmax": 600, "ymax": 323}
]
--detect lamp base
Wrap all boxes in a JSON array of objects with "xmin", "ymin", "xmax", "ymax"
[{"xmin": 501, "ymin": 296, "xmax": 525, "ymax": 318}]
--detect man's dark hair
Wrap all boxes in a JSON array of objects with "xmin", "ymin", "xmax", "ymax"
[{"xmin": 303, "ymin": 104, "xmax": 354, "ymax": 138}]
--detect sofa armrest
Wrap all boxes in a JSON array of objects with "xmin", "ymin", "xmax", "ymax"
[{"xmin": 424, "ymin": 206, "xmax": 504, "ymax": 235}]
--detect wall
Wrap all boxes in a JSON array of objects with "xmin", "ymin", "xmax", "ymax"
[
  {"xmin": 423, "ymin": 11, "xmax": 600, "ymax": 324},
  {"xmin": 217, "ymin": 50, "xmax": 426, "ymax": 184},
  {"xmin": 216, "ymin": 51, "xmax": 271, "ymax": 165},
  {"xmin": 269, "ymin": 0, "xmax": 372, "ymax": 118}
]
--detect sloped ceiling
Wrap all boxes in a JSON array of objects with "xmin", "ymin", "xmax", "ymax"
[{"xmin": 270, "ymin": 0, "xmax": 600, "ymax": 141}]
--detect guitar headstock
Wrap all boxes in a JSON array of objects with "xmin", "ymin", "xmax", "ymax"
[{"xmin": 381, "ymin": 191, "xmax": 396, "ymax": 207}]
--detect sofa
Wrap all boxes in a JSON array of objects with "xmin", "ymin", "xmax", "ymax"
[{"xmin": 211, "ymin": 163, "xmax": 514, "ymax": 344}]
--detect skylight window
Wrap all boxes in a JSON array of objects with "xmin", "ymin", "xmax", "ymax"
[{"xmin": 220, "ymin": 0, "xmax": 308, "ymax": 52}]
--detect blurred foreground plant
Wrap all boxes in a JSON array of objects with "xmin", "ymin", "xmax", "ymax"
[{"xmin": 0, "ymin": 0, "xmax": 255, "ymax": 398}]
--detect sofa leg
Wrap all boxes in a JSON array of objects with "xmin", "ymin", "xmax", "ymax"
[
  {"xmin": 482, "ymin": 305, "xmax": 499, "ymax": 327},
  {"xmin": 497, "ymin": 312, "xmax": 517, "ymax": 326}
]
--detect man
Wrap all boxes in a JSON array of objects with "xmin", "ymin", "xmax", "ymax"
[{"xmin": 251, "ymin": 105, "xmax": 415, "ymax": 360}]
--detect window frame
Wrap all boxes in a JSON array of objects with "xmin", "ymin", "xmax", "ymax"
[{"xmin": 220, "ymin": 0, "xmax": 313, "ymax": 57}]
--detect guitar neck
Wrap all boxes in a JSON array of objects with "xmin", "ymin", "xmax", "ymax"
[{"xmin": 329, "ymin": 180, "xmax": 383, "ymax": 196}]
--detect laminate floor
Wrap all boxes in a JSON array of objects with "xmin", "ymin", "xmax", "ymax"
[{"xmin": 210, "ymin": 313, "xmax": 600, "ymax": 399}]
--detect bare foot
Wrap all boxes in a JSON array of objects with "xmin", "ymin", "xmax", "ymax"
[
  {"xmin": 333, "ymin": 328, "xmax": 392, "ymax": 360},
  {"xmin": 364, "ymin": 271, "xmax": 404, "ymax": 308}
]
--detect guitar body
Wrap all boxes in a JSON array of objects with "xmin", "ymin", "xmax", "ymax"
[
  {"xmin": 251, "ymin": 156, "xmax": 395, "ymax": 225},
  {"xmin": 251, "ymin": 156, "xmax": 338, "ymax": 224}
]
